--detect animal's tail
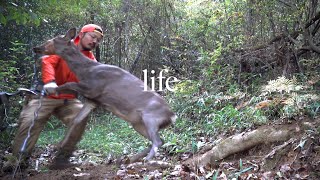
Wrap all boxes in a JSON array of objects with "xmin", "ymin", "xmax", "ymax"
[
  {"xmin": 159, "ymin": 112, "xmax": 177, "ymax": 129},
  {"xmin": 170, "ymin": 114, "xmax": 177, "ymax": 124}
]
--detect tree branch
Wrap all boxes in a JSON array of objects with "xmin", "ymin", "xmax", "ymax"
[
  {"xmin": 305, "ymin": 11, "xmax": 320, "ymax": 29},
  {"xmin": 307, "ymin": 36, "xmax": 320, "ymax": 53}
]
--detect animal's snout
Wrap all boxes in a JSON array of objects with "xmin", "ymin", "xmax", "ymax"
[{"xmin": 33, "ymin": 46, "xmax": 44, "ymax": 54}]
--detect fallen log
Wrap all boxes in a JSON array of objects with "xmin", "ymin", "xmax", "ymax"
[{"xmin": 183, "ymin": 124, "xmax": 299, "ymax": 167}]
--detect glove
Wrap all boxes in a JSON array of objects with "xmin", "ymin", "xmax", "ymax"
[{"xmin": 43, "ymin": 81, "xmax": 58, "ymax": 95}]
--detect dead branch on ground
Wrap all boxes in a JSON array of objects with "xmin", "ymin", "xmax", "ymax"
[{"xmin": 183, "ymin": 124, "xmax": 300, "ymax": 167}]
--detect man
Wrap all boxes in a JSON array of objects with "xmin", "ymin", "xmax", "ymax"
[{"xmin": 6, "ymin": 24, "xmax": 103, "ymax": 170}]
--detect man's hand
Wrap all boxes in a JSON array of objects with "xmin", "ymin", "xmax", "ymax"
[{"xmin": 43, "ymin": 82, "xmax": 58, "ymax": 95}]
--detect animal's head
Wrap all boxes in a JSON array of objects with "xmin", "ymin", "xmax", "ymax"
[{"xmin": 33, "ymin": 28, "xmax": 77, "ymax": 55}]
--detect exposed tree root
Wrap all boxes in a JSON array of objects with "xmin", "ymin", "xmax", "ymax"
[
  {"xmin": 183, "ymin": 124, "xmax": 300, "ymax": 167},
  {"xmin": 116, "ymin": 148, "xmax": 150, "ymax": 165},
  {"xmin": 127, "ymin": 148, "xmax": 150, "ymax": 163},
  {"xmin": 261, "ymin": 138, "xmax": 295, "ymax": 170},
  {"xmin": 127, "ymin": 161, "xmax": 173, "ymax": 169}
]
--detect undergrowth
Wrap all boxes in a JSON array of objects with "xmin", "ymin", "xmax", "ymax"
[
  {"xmin": 36, "ymin": 73, "xmax": 319, "ymax": 159},
  {"xmin": 38, "ymin": 115, "xmax": 148, "ymax": 157}
]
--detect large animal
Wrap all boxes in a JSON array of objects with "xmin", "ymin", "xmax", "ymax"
[{"xmin": 33, "ymin": 28, "xmax": 176, "ymax": 161}]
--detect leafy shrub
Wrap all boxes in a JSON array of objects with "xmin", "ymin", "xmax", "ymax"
[
  {"xmin": 258, "ymin": 76, "xmax": 320, "ymax": 119},
  {"xmin": 0, "ymin": 41, "xmax": 34, "ymax": 148}
]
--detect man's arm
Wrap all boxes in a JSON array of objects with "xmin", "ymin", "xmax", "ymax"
[{"xmin": 42, "ymin": 55, "xmax": 60, "ymax": 84}]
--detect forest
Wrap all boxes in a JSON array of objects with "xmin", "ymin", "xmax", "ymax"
[{"xmin": 0, "ymin": 0, "xmax": 319, "ymax": 179}]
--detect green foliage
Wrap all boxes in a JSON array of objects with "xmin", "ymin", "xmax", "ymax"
[
  {"xmin": 257, "ymin": 76, "xmax": 320, "ymax": 119},
  {"xmin": 163, "ymin": 77, "xmax": 267, "ymax": 155},
  {"xmin": 0, "ymin": 97, "xmax": 24, "ymax": 148},
  {"xmin": 38, "ymin": 115, "xmax": 148, "ymax": 156},
  {"xmin": 0, "ymin": 125, "xmax": 16, "ymax": 149},
  {"xmin": 80, "ymin": 117, "xmax": 147, "ymax": 155},
  {"xmin": 305, "ymin": 101, "xmax": 320, "ymax": 119},
  {"xmin": 0, "ymin": 1, "xmax": 40, "ymax": 26},
  {"xmin": 162, "ymin": 74, "xmax": 319, "ymax": 155},
  {"xmin": 1, "ymin": 0, "xmax": 319, "ymax": 165},
  {"xmin": 0, "ymin": 41, "xmax": 33, "ymax": 148},
  {"xmin": 162, "ymin": 132, "xmax": 187, "ymax": 154},
  {"xmin": 0, "ymin": 41, "xmax": 33, "ymax": 91}
]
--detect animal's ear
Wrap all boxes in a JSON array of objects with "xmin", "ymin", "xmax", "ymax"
[{"xmin": 65, "ymin": 28, "xmax": 77, "ymax": 40}]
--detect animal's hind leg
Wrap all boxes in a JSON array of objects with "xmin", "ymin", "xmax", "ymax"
[
  {"xmin": 145, "ymin": 131, "xmax": 162, "ymax": 160},
  {"xmin": 142, "ymin": 113, "xmax": 163, "ymax": 160},
  {"xmin": 129, "ymin": 123, "xmax": 152, "ymax": 162}
]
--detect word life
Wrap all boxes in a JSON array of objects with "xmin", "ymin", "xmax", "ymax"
[{"xmin": 143, "ymin": 69, "xmax": 178, "ymax": 92}]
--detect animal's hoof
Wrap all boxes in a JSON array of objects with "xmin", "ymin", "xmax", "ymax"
[{"xmin": 143, "ymin": 155, "xmax": 152, "ymax": 163}]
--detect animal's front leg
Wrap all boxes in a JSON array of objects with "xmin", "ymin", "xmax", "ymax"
[
  {"xmin": 55, "ymin": 82, "xmax": 83, "ymax": 95},
  {"xmin": 59, "ymin": 99, "xmax": 97, "ymax": 152}
]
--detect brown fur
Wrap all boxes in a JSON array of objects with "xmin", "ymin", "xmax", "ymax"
[{"xmin": 33, "ymin": 28, "xmax": 176, "ymax": 161}]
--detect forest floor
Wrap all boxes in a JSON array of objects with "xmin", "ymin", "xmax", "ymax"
[{"xmin": 1, "ymin": 116, "xmax": 319, "ymax": 179}]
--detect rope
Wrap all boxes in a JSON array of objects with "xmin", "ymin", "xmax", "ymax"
[{"xmin": 12, "ymin": 90, "xmax": 45, "ymax": 178}]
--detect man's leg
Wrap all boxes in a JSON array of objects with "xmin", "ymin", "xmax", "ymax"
[
  {"xmin": 49, "ymin": 99, "xmax": 96, "ymax": 169},
  {"xmin": 8, "ymin": 98, "xmax": 62, "ymax": 171}
]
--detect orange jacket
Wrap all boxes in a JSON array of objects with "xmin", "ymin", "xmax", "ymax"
[{"xmin": 42, "ymin": 49, "xmax": 96, "ymax": 99}]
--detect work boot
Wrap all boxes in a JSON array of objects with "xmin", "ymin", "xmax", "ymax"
[
  {"xmin": 2, "ymin": 154, "xmax": 29, "ymax": 173},
  {"xmin": 48, "ymin": 151, "xmax": 78, "ymax": 170}
]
